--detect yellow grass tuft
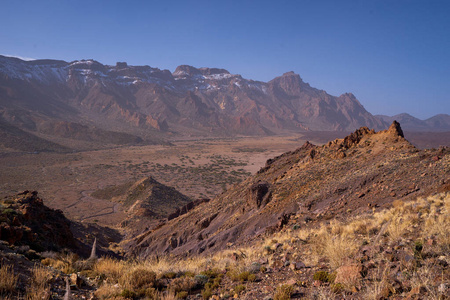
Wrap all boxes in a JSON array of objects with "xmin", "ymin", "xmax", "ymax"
[{"xmin": 93, "ymin": 257, "xmax": 126, "ymax": 283}]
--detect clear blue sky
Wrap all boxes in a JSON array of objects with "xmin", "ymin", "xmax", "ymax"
[{"xmin": 1, "ymin": 0, "xmax": 449, "ymax": 119}]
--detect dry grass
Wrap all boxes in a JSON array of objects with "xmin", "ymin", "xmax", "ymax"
[
  {"xmin": 296, "ymin": 221, "xmax": 359, "ymax": 269},
  {"xmin": 421, "ymin": 193, "xmax": 450, "ymax": 252},
  {"xmin": 93, "ymin": 257, "xmax": 126, "ymax": 283},
  {"xmin": 410, "ymin": 260, "xmax": 447, "ymax": 300},
  {"xmin": 118, "ymin": 267, "xmax": 156, "ymax": 291},
  {"xmin": 26, "ymin": 265, "xmax": 52, "ymax": 300},
  {"xmin": 30, "ymin": 265, "xmax": 52, "ymax": 289},
  {"xmin": 0, "ymin": 265, "xmax": 17, "ymax": 295},
  {"xmin": 41, "ymin": 251, "xmax": 79, "ymax": 274},
  {"xmin": 94, "ymin": 283, "xmax": 122, "ymax": 299}
]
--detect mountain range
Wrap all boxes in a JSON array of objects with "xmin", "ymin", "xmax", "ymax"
[
  {"xmin": 0, "ymin": 55, "xmax": 448, "ymax": 151},
  {"xmin": 376, "ymin": 113, "xmax": 450, "ymax": 132}
]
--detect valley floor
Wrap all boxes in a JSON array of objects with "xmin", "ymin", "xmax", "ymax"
[{"xmin": 0, "ymin": 135, "xmax": 304, "ymax": 226}]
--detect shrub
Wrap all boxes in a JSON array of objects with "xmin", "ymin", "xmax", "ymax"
[
  {"xmin": 234, "ymin": 284, "xmax": 245, "ymax": 294},
  {"xmin": 414, "ymin": 240, "xmax": 423, "ymax": 258},
  {"xmin": 313, "ymin": 271, "xmax": 335, "ymax": 283},
  {"xmin": 227, "ymin": 269, "xmax": 256, "ymax": 282},
  {"xmin": 161, "ymin": 271, "xmax": 177, "ymax": 279},
  {"xmin": 176, "ymin": 291, "xmax": 189, "ymax": 299},
  {"xmin": 201, "ymin": 288, "xmax": 212, "ymax": 299},
  {"xmin": 194, "ymin": 274, "xmax": 208, "ymax": 287},
  {"xmin": 274, "ymin": 284, "xmax": 294, "ymax": 300},
  {"xmin": 200, "ymin": 268, "xmax": 221, "ymax": 278},
  {"xmin": 120, "ymin": 289, "xmax": 136, "ymax": 298},
  {"xmin": 169, "ymin": 276, "xmax": 197, "ymax": 293}
]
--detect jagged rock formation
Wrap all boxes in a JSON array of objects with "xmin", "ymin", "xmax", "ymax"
[
  {"xmin": 0, "ymin": 55, "xmax": 389, "ymax": 151},
  {"xmin": 125, "ymin": 122, "xmax": 450, "ymax": 258}
]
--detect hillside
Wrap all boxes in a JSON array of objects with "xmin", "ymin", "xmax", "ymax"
[
  {"xmin": 0, "ymin": 122, "xmax": 448, "ymax": 299},
  {"xmin": 91, "ymin": 176, "xmax": 193, "ymax": 237},
  {"xmin": 0, "ymin": 118, "xmax": 69, "ymax": 152},
  {"xmin": 125, "ymin": 122, "xmax": 450, "ymax": 258}
]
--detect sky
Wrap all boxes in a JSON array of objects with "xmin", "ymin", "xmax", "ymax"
[{"xmin": 1, "ymin": 0, "xmax": 449, "ymax": 119}]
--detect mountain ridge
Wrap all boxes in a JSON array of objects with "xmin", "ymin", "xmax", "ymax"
[
  {"xmin": 0, "ymin": 55, "xmax": 388, "ymax": 145},
  {"xmin": 376, "ymin": 113, "xmax": 450, "ymax": 132}
]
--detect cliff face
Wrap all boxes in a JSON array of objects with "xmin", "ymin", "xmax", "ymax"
[{"xmin": 124, "ymin": 122, "xmax": 450, "ymax": 258}]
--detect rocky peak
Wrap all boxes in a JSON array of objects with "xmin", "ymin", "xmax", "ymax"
[
  {"xmin": 198, "ymin": 67, "xmax": 230, "ymax": 76},
  {"xmin": 387, "ymin": 120, "xmax": 404, "ymax": 138},
  {"xmin": 173, "ymin": 65, "xmax": 202, "ymax": 77},
  {"xmin": 301, "ymin": 140, "xmax": 316, "ymax": 150},
  {"xmin": 269, "ymin": 71, "xmax": 305, "ymax": 96},
  {"xmin": 173, "ymin": 65, "xmax": 231, "ymax": 78},
  {"xmin": 340, "ymin": 92, "xmax": 356, "ymax": 100},
  {"xmin": 115, "ymin": 62, "xmax": 128, "ymax": 69},
  {"xmin": 340, "ymin": 126, "xmax": 375, "ymax": 149},
  {"xmin": 68, "ymin": 59, "xmax": 106, "ymax": 73}
]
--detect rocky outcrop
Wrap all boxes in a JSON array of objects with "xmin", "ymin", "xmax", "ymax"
[
  {"xmin": 167, "ymin": 198, "xmax": 210, "ymax": 221},
  {"xmin": 0, "ymin": 191, "xmax": 76, "ymax": 251},
  {"xmin": 386, "ymin": 120, "xmax": 404, "ymax": 137},
  {"xmin": 246, "ymin": 181, "xmax": 271, "ymax": 209}
]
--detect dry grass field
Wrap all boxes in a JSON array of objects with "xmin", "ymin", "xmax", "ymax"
[{"xmin": 0, "ymin": 135, "xmax": 304, "ymax": 226}]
